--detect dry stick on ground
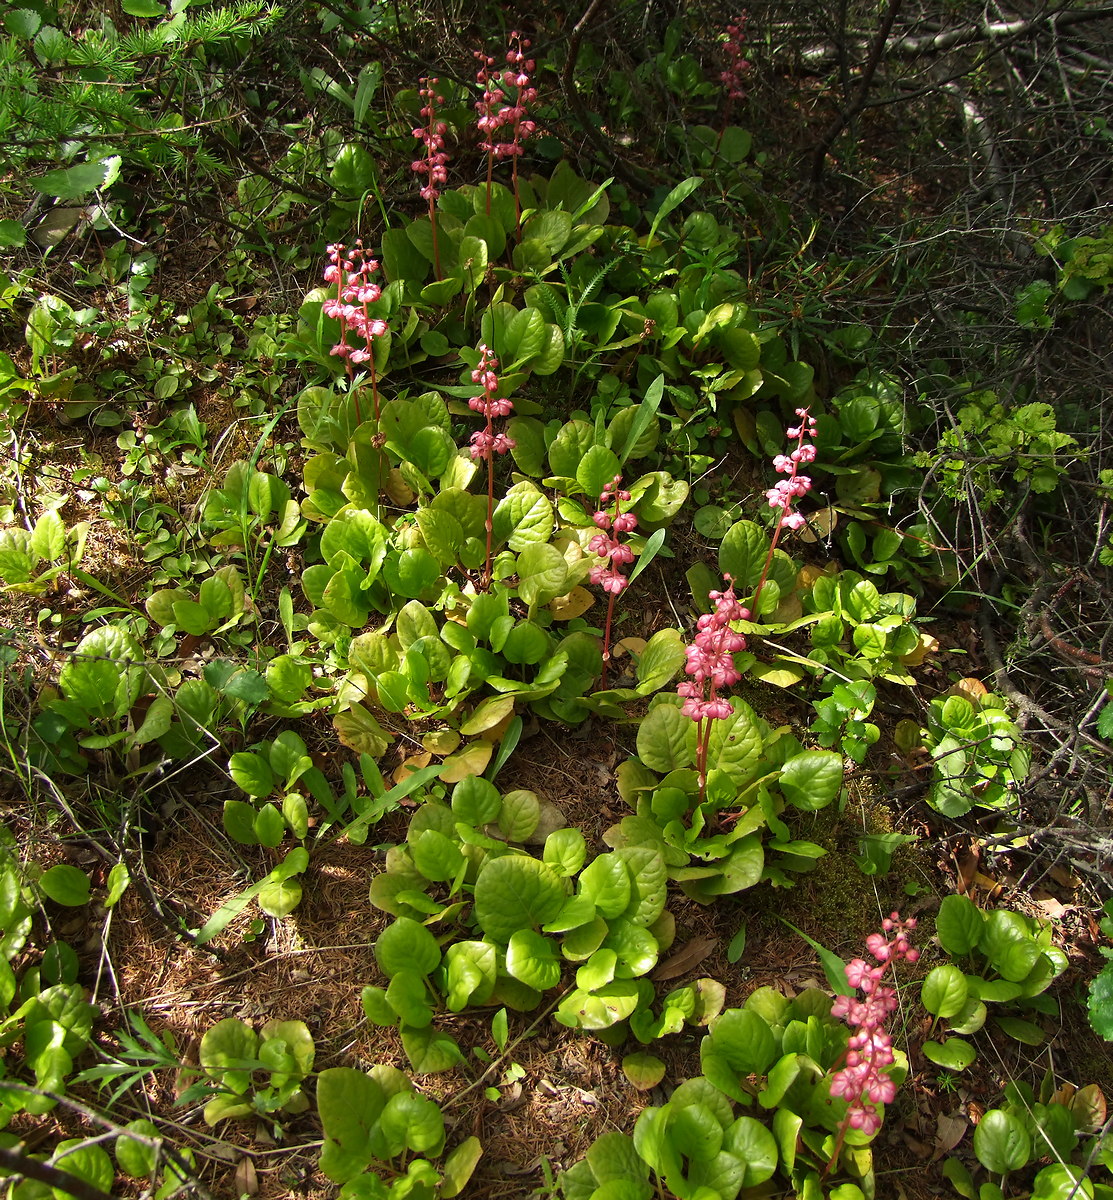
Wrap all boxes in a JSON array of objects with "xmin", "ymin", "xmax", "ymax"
[
  {"xmin": 0, "ymin": 1083, "xmax": 214, "ymax": 1200},
  {"xmin": 0, "ymin": 1146, "xmax": 114, "ymax": 1200},
  {"xmin": 809, "ymin": 0, "xmax": 905, "ymax": 188}
]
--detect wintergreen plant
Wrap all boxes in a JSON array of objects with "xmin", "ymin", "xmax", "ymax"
[
  {"xmin": 945, "ymin": 1077, "xmax": 1113, "ymax": 1199},
  {"xmin": 917, "ymin": 692, "xmax": 1030, "ymax": 816},
  {"xmin": 413, "ymin": 79, "xmax": 449, "ymax": 279},
  {"xmin": 921, "ymin": 895, "xmax": 1067, "ymax": 1074},
  {"xmin": 589, "ymin": 475, "xmax": 638, "ymax": 685},
  {"xmin": 317, "ymin": 1064, "xmax": 482, "ymax": 1196},
  {"xmin": 191, "ymin": 1017, "xmax": 314, "ymax": 1124}
]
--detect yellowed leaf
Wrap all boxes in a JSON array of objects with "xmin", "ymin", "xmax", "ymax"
[
  {"xmin": 748, "ymin": 660, "xmax": 808, "ymax": 688},
  {"xmin": 422, "ymin": 728, "xmax": 461, "ymax": 756},
  {"xmin": 795, "ymin": 505, "xmax": 837, "ymax": 544},
  {"xmin": 549, "ymin": 586, "xmax": 594, "ymax": 621},
  {"xmin": 772, "ymin": 592, "xmax": 803, "ymax": 622},
  {"xmin": 384, "ymin": 468, "xmax": 416, "ymax": 507},
  {"xmin": 613, "ymin": 637, "xmax": 647, "ymax": 659},
  {"xmin": 460, "ymin": 694, "xmax": 517, "ymax": 736},
  {"xmin": 900, "ymin": 632, "xmax": 940, "ymax": 667},
  {"xmin": 439, "ymin": 741, "xmax": 493, "ymax": 782},
  {"xmin": 797, "ymin": 563, "xmax": 830, "ymax": 589},
  {"xmin": 394, "ymin": 752, "xmax": 432, "ymax": 784},
  {"xmin": 948, "ymin": 677, "xmax": 988, "ymax": 703},
  {"xmin": 480, "ymin": 710, "xmax": 516, "ymax": 743}
]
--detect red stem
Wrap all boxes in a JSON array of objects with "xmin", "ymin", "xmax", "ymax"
[
  {"xmin": 481, "ymin": 415, "xmax": 495, "ymax": 591},
  {"xmin": 600, "ymin": 591, "xmax": 617, "ymax": 688},
  {"xmin": 428, "ymin": 194, "xmax": 441, "ymax": 280}
]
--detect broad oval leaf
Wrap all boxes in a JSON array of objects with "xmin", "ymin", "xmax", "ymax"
[{"xmin": 472, "ymin": 854, "xmax": 566, "ymax": 942}]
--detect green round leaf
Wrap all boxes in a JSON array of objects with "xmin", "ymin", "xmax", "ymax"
[
  {"xmin": 636, "ymin": 703, "xmax": 691, "ymax": 773},
  {"xmin": 38, "ymin": 864, "xmax": 90, "ymax": 907},
  {"xmin": 473, "ymin": 855, "xmax": 566, "ymax": 942},
  {"xmin": 1088, "ymin": 966, "xmax": 1113, "ymax": 1040},
  {"xmin": 410, "ymin": 829, "xmax": 465, "ymax": 883},
  {"xmin": 375, "ymin": 917, "xmax": 442, "ymax": 978},
  {"xmin": 579, "ymin": 854, "xmax": 632, "ymax": 919},
  {"xmin": 576, "ymin": 445, "xmax": 622, "ymax": 501},
  {"xmin": 115, "ymin": 1118, "xmax": 159, "ymax": 1178},
  {"xmin": 778, "ymin": 750, "xmax": 843, "ymax": 810},
  {"xmin": 922, "ymin": 1038, "xmax": 976, "ymax": 1071},
  {"xmin": 543, "ymin": 828, "xmax": 587, "ymax": 877},
  {"xmin": 451, "ymin": 776, "xmax": 502, "ymax": 826},
  {"xmin": 973, "ymin": 1108, "xmax": 1031, "ymax": 1174},
  {"xmin": 622, "ymin": 1052, "xmax": 666, "ymax": 1090},
  {"xmin": 376, "ymin": 1094, "xmax": 441, "ymax": 1156},
  {"xmin": 724, "ymin": 1115, "xmax": 778, "ymax": 1186},
  {"xmin": 51, "ymin": 1140, "xmax": 114, "ymax": 1199},
  {"xmin": 935, "ymin": 894, "xmax": 984, "ymax": 956},
  {"xmin": 505, "ymin": 928, "xmax": 561, "ymax": 990},
  {"xmin": 921, "ymin": 964, "xmax": 968, "ymax": 1019}
]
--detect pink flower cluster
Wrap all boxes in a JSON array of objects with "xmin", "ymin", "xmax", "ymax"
[
  {"xmin": 467, "ymin": 345, "xmax": 516, "ymax": 461},
  {"xmin": 766, "ymin": 407, "xmax": 817, "ymax": 531},
  {"xmin": 413, "ymin": 78, "xmax": 449, "ymax": 202},
  {"xmin": 475, "ymin": 31, "xmax": 537, "ymax": 160},
  {"xmin": 721, "ymin": 14, "xmax": 751, "ymax": 102},
  {"xmin": 677, "ymin": 577, "xmax": 750, "ymax": 722},
  {"xmin": 322, "ymin": 242, "xmax": 388, "ymax": 365},
  {"xmin": 589, "ymin": 476, "xmax": 637, "ymax": 595},
  {"xmin": 829, "ymin": 914, "xmax": 919, "ymax": 1137}
]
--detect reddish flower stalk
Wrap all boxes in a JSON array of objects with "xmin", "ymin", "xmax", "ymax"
[
  {"xmin": 588, "ymin": 476, "xmax": 637, "ymax": 687},
  {"xmin": 719, "ymin": 14, "xmax": 751, "ymax": 142},
  {"xmin": 677, "ymin": 577, "xmax": 749, "ymax": 801},
  {"xmin": 413, "ymin": 78, "xmax": 449, "ymax": 280},
  {"xmin": 467, "ymin": 344, "xmax": 515, "ymax": 589},
  {"xmin": 749, "ymin": 406, "xmax": 817, "ymax": 618},
  {"xmin": 825, "ymin": 914, "xmax": 918, "ymax": 1175},
  {"xmin": 475, "ymin": 31, "xmax": 537, "ymax": 233},
  {"xmin": 322, "ymin": 242, "xmax": 389, "ymax": 425}
]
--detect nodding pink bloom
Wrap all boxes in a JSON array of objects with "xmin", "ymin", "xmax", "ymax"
[
  {"xmin": 466, "ymin": 345, "xmax": 515, "ymax": 462},
  {"xmin": 469, "ymin": 429, "xmax": 516, "ymax": 461},
  {"xmin": 590, "ymin": 474, "xmax": 638, "ymax": 591},
  {"xmin": 475, "ymin": 31, "xmax": 537, "ymax": 161},
  {"xmin": 828, "ymin": 914, "xmax": 917, "ymax": 1147},
  {"xmin": 590, "ymin": 565, "xmax": 629, "ymax": 595},
  {"xmin": 721, "ymin": 14, "xmax": 751, "ymax": 103},
  {"xmin": 677, "ymin": 575, "xmax": 748, "ymax": 722},
  {"xmin": 413, "ymin": 78, "xmax": 449, "ymax": 202},
  {"xmin": 766, "ymin": 407, "xmax": 817, "ymax": 531},
  {"xmin": 323, "ymin": 242, "xmax": 387, "ymax": 366}
]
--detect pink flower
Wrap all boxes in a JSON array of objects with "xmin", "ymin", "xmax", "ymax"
[
  {"xmin": 721, "ymin": 14, "xmax": 751, "ymax": 103},
  {"xmin": 413, "ymin": 79, "xmax": 450, "ymax": 202},
  {"xmin": 828, "ymin": 915, "xmax": 916, "ymax": 1148},
  {"xmin": 588, "ymin": 477, "xmax": 638, "ymax": 598},
  {"xmin": 590, "ymin": 565, "xmax": 629, "ymax": 595},
  {"xmin": 476, "ymin": 32, "xmax": 537, "ymax": 161},
  {"xmin": 323, "ymin": 241, "xmax": 388, "ymax": 367}
]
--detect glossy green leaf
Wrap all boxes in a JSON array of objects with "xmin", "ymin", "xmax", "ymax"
[
  {"xmin": 973, "ymin": 1108, "xmax": 1031, "ymax": 1174},
  {"xmin": 318, "ymin": 1067, "xmax": 386, "ymax": 1182},
  {"xmin": 375, "ymin": 917, "xmax": 441, "ymax": 978},
  {"xmin": 778, "ymin": 750, "xmax": 843, "ymax": 810},
  {"xmin": 922, "ymin": 1038, "xmax": 976, "ymax": 1071},
  {"xmin": 506, "ymin": 928, "xmax": 561, "ymax": 990},
  {"xmin": 400, "ymin": 1024, "xmax": 465, "ymax": 1073},
  {"xmin": 636, "ymin": 703, "xmax": 691, "ymax": 772},
  {"xmin": 922, "ymin": 964, "xmax": 968, "ymax": 1019},
  {"xmin": 472, "ymin": 854, "xmax": 566, "ymax": 942},
  {"xmin": 38, "ymin": 865, "xmax": 90, "ymax": 907}
]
